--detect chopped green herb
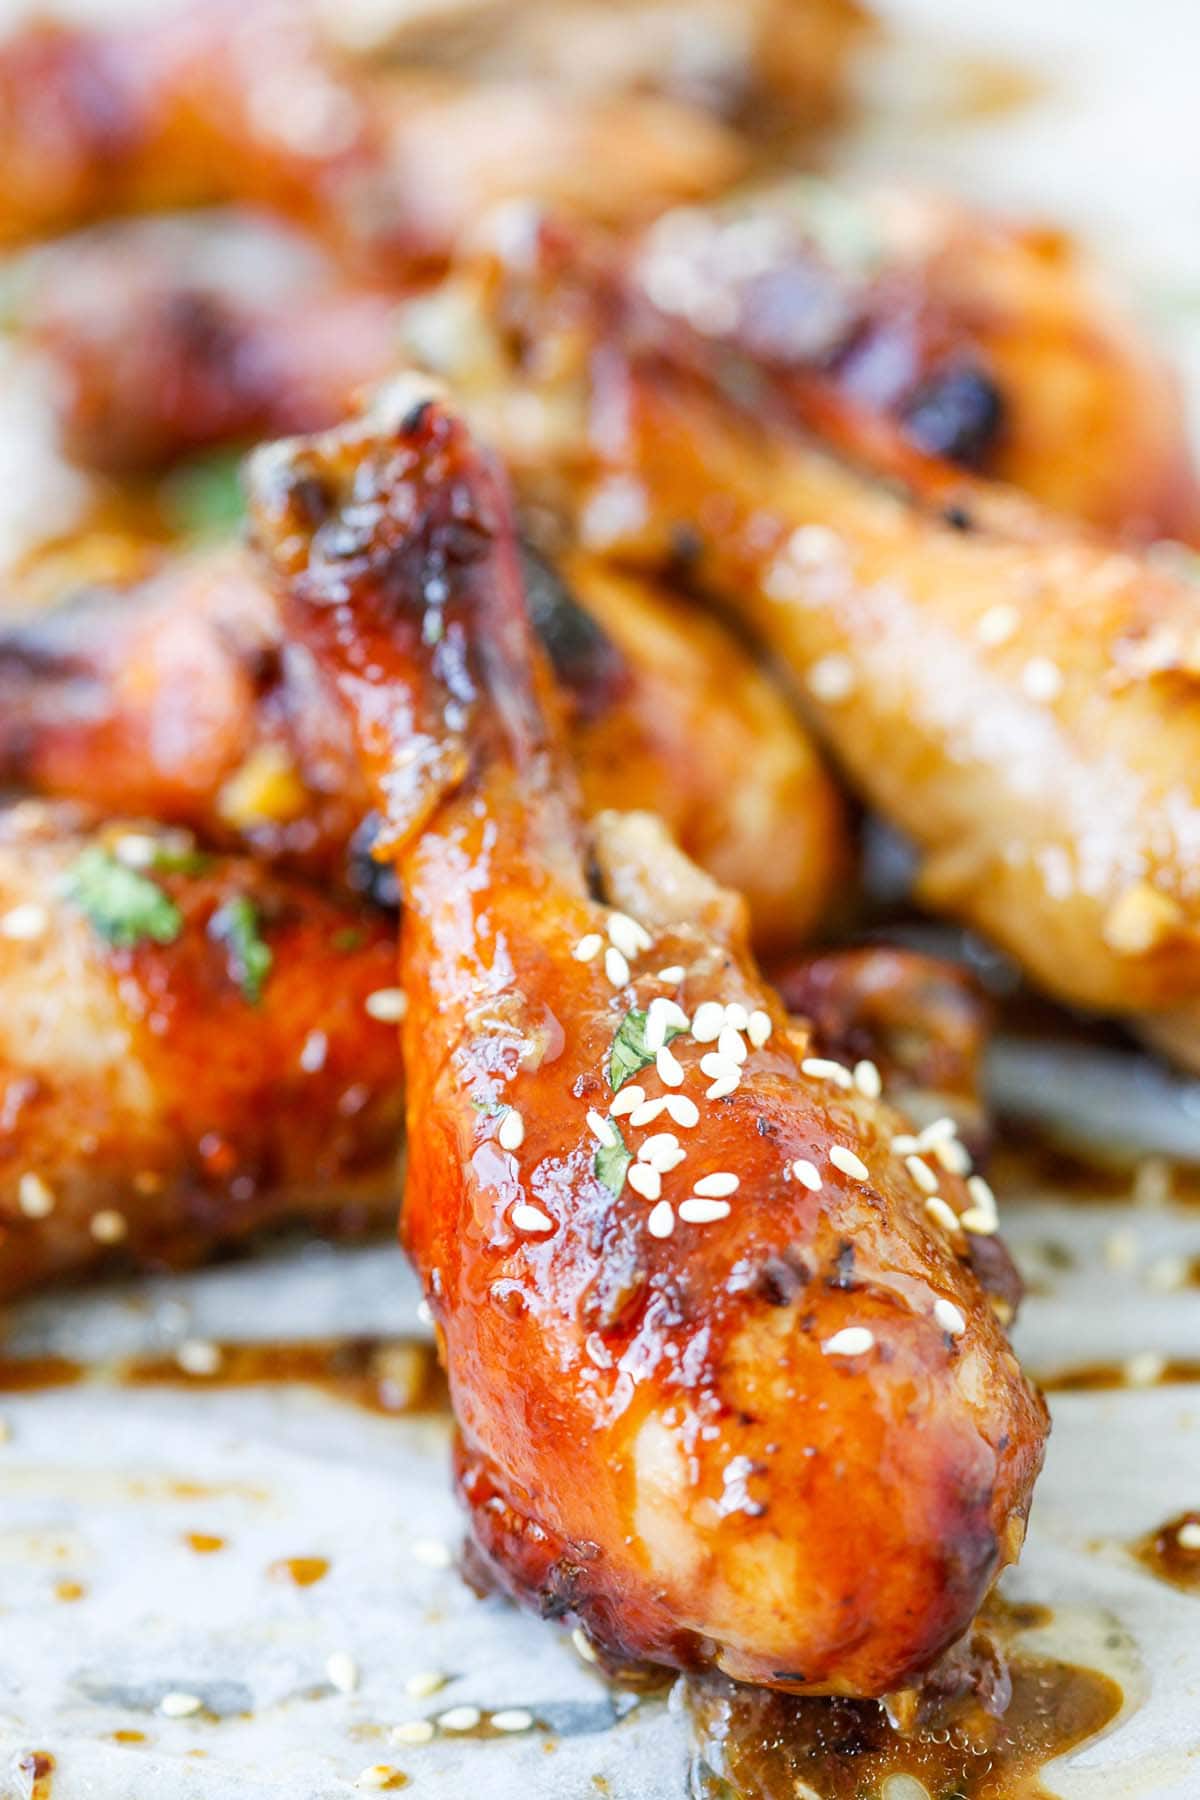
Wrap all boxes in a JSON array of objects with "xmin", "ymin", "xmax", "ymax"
[
  {"xmin": 158, "ymin": 451, "xmax": 247, "ymax": 540},
  {"xmin": 608, "ymin": 1007, "xmax": 683, "ymax": 1091},
  {"xmin": 64, "ymin": 847, "xmax": 183, "ymax": 949},
  {"xmin": 332, "ymin": 926, "xmax": 367, "ymax": 953},
  {"xmin": 594, "ymin": 1121, "xmax": 633, "ymax": 1197},
  {"xmin": 209, "ymin": 896, "xmax": 273, "ymax": 1004},
  {"xmin": 471, "ymin": 1096, "xmax": 504, "ymax": 1118},
  {"xmin": 146, "ymin": 841, "xmax": 212, "ymax": 876}
]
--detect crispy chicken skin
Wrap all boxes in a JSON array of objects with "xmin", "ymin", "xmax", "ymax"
[
  {"xmin": 0, "ymin": 804, "xmax": 404, "ymax": 1296},
  {"xmin": 0, "ymin": 2, "xmax": 744, "ymax": 261},
  {"xmin": 416, "ymin": 222, "xmax": 1200, "ymax": 1051},
  {"xmin": 23, "ymin": 182, "xmax": 1198, "ymax": 552},
  {"xmin": 635, "ymin": 186, "xmax": 1200, "ymax": 541},
  {"xmin": 0, "ymin": 539, "xmax": 842, "ymax": 951},
  {"xmin": 247, "ymin": 385, "xmax": 1046, "ymax": 1696}
]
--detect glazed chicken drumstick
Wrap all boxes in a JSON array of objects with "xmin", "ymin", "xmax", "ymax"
[
  {"xmin": 0, "ymin": 804, "xmax": 404, "ymax": 1297},
  {"xmin": 248, "ymin": 384, "xmax": 1046, "ymax": 1696},
  {"xmin": 0, "ymin": 535, "xmax": 843, "ymax": 955}
]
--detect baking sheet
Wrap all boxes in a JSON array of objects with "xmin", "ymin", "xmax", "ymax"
[{"xmin": 3, "ymin": 0, "xmax": 1200, "ymax": 1794}]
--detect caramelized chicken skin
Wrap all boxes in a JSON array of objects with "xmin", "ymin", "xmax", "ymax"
[
  {"xmin": 0, "ymin": 537, "xmax": 842, "ymax": 951},
  {"xmin": 418, "ymin": 222, "xmax": 1200, "ymax": 1055},
  {"xmin": 635, "ymin": 186, "xmax": 1200, "ymax": 541},
  {"xmin": 0, "ymin": 1, "xmax": 745, "ymax": 261},
  {"xmin": 0, "ymin": 805, "xmax": 404, "ymax": 1297},
  {"xmin": 248, "ymin": 384, "xmax": 1046, "ymax": 1696}
]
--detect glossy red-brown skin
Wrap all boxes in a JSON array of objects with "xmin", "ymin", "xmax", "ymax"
[
  {"xmin": 0, "ymin": 540, "xmax": 843, "ymax": 950},
  {"xmin": 249, "ymin": 391, "xmax": 1045, "ymax": 1697},
  {"xmin": 22, "ymin": 215, "xmax": 404, "ymax": 473},
  {"xmin": 633, "ymin": 187, "xmax": 1200, "ymax": 541},
  {"xmin": 0, "ymin": 3, "xmax": 745, "ymax": 264},
  {"xmin": 0, "ymin": 805, "xmax": 404, "ymax": 1295}
]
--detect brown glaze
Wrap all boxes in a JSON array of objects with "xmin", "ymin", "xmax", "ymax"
[
  {"xmin": 0, "ymin": 1354, "xmax": 81, "ymax": 1393},
  {"xmin": 686, "ymin": 1602, "xmax": 1122, "ymax": 1799},
  {"xmin": 1132, "ymin": 1511, "xmax": 1200, "ymax": 1595},
  {"xmin": 0, "ymin": 804, "xmax": 405, "ymax": 1297},
  {"xmin": 12, "ymin": 1752, "xmax": 55, "ymax": 1800},
  {"xmin": 247, "ymin": 389, "xmax": 1045, "ymax": 1697},
  {"xmin": 267, "ymin": 1555, "xmax": 330, "ymax": 1588},
  {"xmin": 1039, "ymin": 1360, "xmax": 1200, "ymax": 1393},
  {"xmin": 0, "ymin": 542, "xmax": 844, "ymax": 952}
]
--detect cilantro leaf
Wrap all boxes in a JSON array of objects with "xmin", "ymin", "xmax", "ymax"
[
  {"xmin": 64, "ymin": 847, "xmax": 183, "ymax": 949},
  {"xmin": 158, "ymin": 451, "xmax": 246, "ymax": 540},
  {"xmin": 209, "ymin": 896, "xmax": 273, "ymax": 1004},
  {"xmin": 608, "ymin": 1007, "xmax": 683, "ymax": 1091},
  {"xmin": 594, "ymin": 1121, "xmax": 633, "ymax": 1197}
]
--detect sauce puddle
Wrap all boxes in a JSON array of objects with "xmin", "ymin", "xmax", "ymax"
[
  {"xmin": 0, "ymin": 1335, "xmax": 447, "ymax": 1417},
  {"xmin": 1131, "ymin": 1511, "xmax": 1200, "ymax": 1594},
  {"xmin": 684, "ymin": 1602, "xmax": 1123, "ymax": 1800}
]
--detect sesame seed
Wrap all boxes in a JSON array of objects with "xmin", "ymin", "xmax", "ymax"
[
  {"xmin": 112, "ymin": 832, "xmax": 160, "ymax": 867},
  {"xmin": 608, "ymin": 911, "xmax": 651, "ymax": 958},
  {"xmin": 679, "ymin": 1197, "xmax": 731, "ymax": 1223},
  {"xmin": 925, "ymin": 1196, "xmax": 962, "ymax": 1235},
  {"xmin": 891, "ymin": 1133, "xmax": 920, "ymax": 1156},
  {"xmin": 410, "ymin": 1537, "xmax": 452, "ymax": 1569},
  {"xmin": 511, "ymin": 1202, "xmax": 553, "ymax": 1234},
  {"xmin": 176, "ymin": 1338, "xmax": 222, "ymax": 1377},
  {"xmin": 498, "ymin": 1109, "xmax": 525, "ymax": 1152},
  {"xmin": 628, "ymin": 1096, "xmax": 669, "ymax": 1128},
  {"xmin": 1021, "ymin": 656, "xmax": 1062, "ymax": 703},
  {"xmin": 646, "ymin": 1200, "xmax": 675, "ymax": 1238},
  {"xmin": 365, "ymin": 987, "xmax": 407, "ymax": 1022},
  {"xmin": 905, "ymin": 1155, "xmax": 939, "ymax": 1195},
  {"xmin": 628, "ymin": 1164, "xmax": 662, "ymax": 1200},
  {"xmin": 571, "ymin": 1626, "xmax": 599, "ymax": 1662},
  {"xmin": 299, "ymin": 1029, "xmax": 327, "ymax": 1072},
  {"xmin": 717, "ymin": 1025, "xmax": 747, "ymax": 1065},
  {"xmin": 639, "ymin": 1132, "xmax": 685, "ymax": 1172},
  {"xmin": 390, "ymin": 1720, "xmax": 435, "ymax": 1745},
  {"xmin": 830, "ymin": 1146, "xmax": 870, "ymax": 1182},
  {"xmin": 977, "ymin": 603, "xmax": 1019, "ymax": 646},
  {"xmin": 405, "ymin": 1670, "xmax": 447, "ymax": 1698},
  {"xmin": 90, "ymin": 1209, "xmax": 127, "ymax": 1244},
  {"xmin": 610, "ymin": 1085, "xmax": 646, "ymax": 1117},
  {"xmin": 808, "ymin": 653, "xmax": 856, "ymax": 703},
  {"xmin": 604, "ymin": 946, "xmax": 630, "ymax": 987},
  {"xmin": 492, "ymin": 1709, "xmax": 535, "ymax": 1733},
  {"xmin": 655, "ymin": 996, "xmax": 690, "ymax": 1030},
  {"xmin": 853, "ymin": 1059, "xmax": 882, "ymax": 1099},
  {"xmin": 966, "ymin": 1175, "xmax": 997, "ymax": 1218},
  {"xmin": 1103, "ymin": 1228, "xmax": 1139, "ymax": 1271},
  {"xmin": 1124, "ymin": 1350, "xmax": 1166, "ymax": 1388},
  {"xmin": 960, "ymin": 1208, "xmax": 998, "ymax": 1236},
  {"xmin": 706, "ymin": 1072, "xmax": 741, "ymax": 1100},
  {"xmin": 723, "ymin": 1003, "xmax": 750, "ymax": 1032},
  {"xmin": 691, "ymin": 1001, "xmax": 725, "ymax": 1042},
  {"xmin": 700, "ymin": 1052, "xmax": 739, "ymax": 1081},
  {"xmin": 693, "ymin": 1172, "xmax": 739, "ymax": 1198},
  {"xmin": 801, "ymin": 1057, "xmax": 853, "ymax": 1089},
  {"xmin": 822, "ymin": 1327, "xmax": 875, "ymax": 1357},
  {"xmin": 573, "ymin": 933, "xmax": 603, "ymax": 962},
  {"xmin": 934, "ymin": 1299, "xmax": 967, "ymax": 1337},
  {"xmin": 1145, "ymin": 1255, "xmax": 1188, "ymax": 1293},
  {"xmin": 933, "ymin": 1137, "xmax": 971, "ymax": 1176},
  {"xmin": 326, "ymin": 1651, "xmax": 358, "ymax": 1694},
  {"xmin": 0, "ymin": 902, "xmax": 47, "ymax": 941},
  {"xmin": 355, "ymin": 1767, "xmax": 401, "ymax": 1791},
  {"xmin": 918, "ymin": 1116, "xmax": 957, "ymax": 1145},
  {"xmin": 439, "ymin": 1706, "xmax": 482, "ymax": 1732},
  {"xmin": 587, "ymin": 1110, "xmax": 617, "ymax": 1148},
  {"xmin": 17, "ymin": 1172, "xmax": 55, "ymax": 1218},
  {"xmin": 791, "ymin": 1158, "xmax": 821, "ymax": 1190},
  {"xmin": 656, "ymin": 1044, "xmax": 685, "ymax": 1087},
  {"xmin": 665, "ymin": 1095, "xmax": 700, "ymax": 1128},
  {"xmin": 747, "ymin": 1010, "xmax": 772, "ymax": 1048},
  {"xmin": 160, "ymin": 1691, "xmax": 203, "ymax": 1717},
  {"xmin": 416, "ymin": 1299, "xmax": 433, "ymax": 1326},
  {"xmin": 0, "ymin": 1417, "xmax": 10, "ymax": 1444},
  {"xmin": 1176, "ymin": 1522, "xmax": 1200, "ymax": 1550},
  {"xmin": 644, "ymin": 1007, "xmax": 668, "ymax": 1054},
  {"xmin": 657, "ymin": 965, "xmax": 685, "ymax": 983}
]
